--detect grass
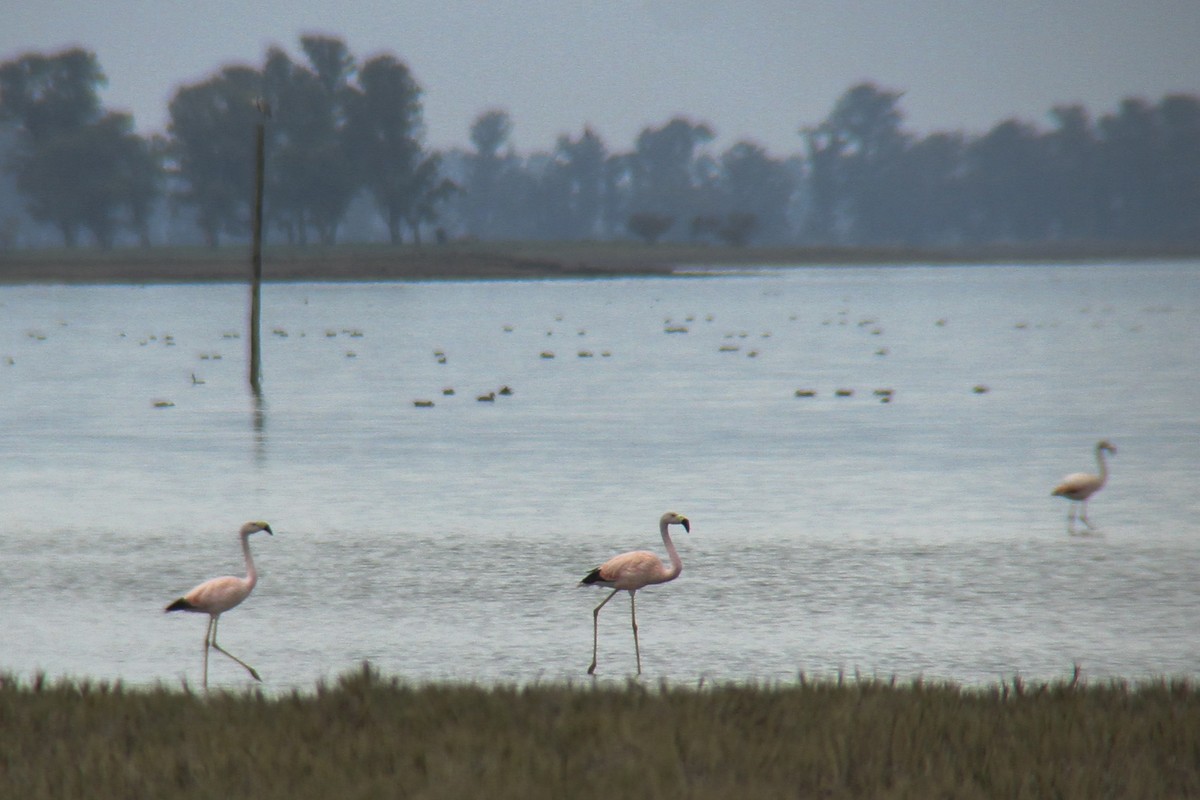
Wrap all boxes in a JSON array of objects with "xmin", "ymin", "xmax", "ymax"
[
  {"xmin": 3, "ymin": 240, "xmax": 1199, "ymax": 284},
  {"xmin": 1, "ymin": 664, "xmax": 1197, "ymax": 798}
]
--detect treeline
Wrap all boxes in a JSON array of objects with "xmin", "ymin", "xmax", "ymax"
[{"xmin": 1, "ymin": 37, "xmax": 1197, "ymax": 250}]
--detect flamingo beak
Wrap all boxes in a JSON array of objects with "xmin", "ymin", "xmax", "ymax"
[{"xmin": 681, "ymin": 518, "xmax": 690, "ymax": 533}]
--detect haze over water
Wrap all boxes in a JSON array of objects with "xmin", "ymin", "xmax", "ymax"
[{"xmin": 1, "ymin": 261, "xmax": 1197, "ymax": 690}]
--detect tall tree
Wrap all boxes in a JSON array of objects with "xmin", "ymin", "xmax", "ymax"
[
  {"xmin": 539, "ymin": 127, "xmax": 607, "ymax": 239},
  {"xmin": 893, "ymin": 132, "xmax": 966, "ymax": 246},
  {"xmin": 804, "ymin": 83, "xmax": 910, "ymax": 244},
  {"xmin": 964, "ymin": 119, "xmax": 1051, "ymax": 241},
  {"xmin": 262, "ymin": 37, "xmax": 358, "ymax": 245},
  {"xmin": 718, "ymin": 141, "xmax": 795, "ymax": 244},
  {"xmin": 627, "ymin": 118, "xmax": 713, "ymax": 240},
  {"xmin": 0, "ymin": 48, "xmax": 103, "ymax": 141},
  {"xmin": 1044, "ymin": 105, "xmax": 1100, "ymax": 240},
  {"xmin": 1, "ymin": 48, "xmax": 158, "ymax": 247},
  {"xmin": 464, "ymin": 109, "xmax": 513, "ymax": 238},
  {"xmin": 344, "ymin": 53, "xmax": 427, "ymax": 244},
  {"xmin": 1097, "ymin": 98, "xmax": 1161, "ymax": 242},
  {"xmin": 1156, "ymin": 94, "xmax": 1200, "ymax": 242},
  {"xmin": 168, "ymin": 65, "xmax": 262, "ymax": 247}
]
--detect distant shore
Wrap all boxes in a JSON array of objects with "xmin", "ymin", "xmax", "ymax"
[{"xmin": 1, "ymin": 241, "xmax": 1196, "ymax": 284}]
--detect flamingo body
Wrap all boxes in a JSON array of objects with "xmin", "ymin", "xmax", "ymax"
[
  {"xmin": 1052, "ymin": 473, "xmax": 1105, "ymax": 502},
  {"xmin": 166, "ymin": 520, "xmax": 272, "ymax": 688},
  {"xmin": 582, "ymin": 550, "xmax": 677, "ymax": 590},
  {"xmin": 1052, "ymin": 440, "xmax": 1115, "ymax": 532},
  {"xmin": 581, "ymin": 511, "xmax": 689, "ymax": 675}
]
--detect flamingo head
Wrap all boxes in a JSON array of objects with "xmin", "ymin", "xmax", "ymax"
[
  {"xmin": 661, "ymin": 511, "xmax": 690, "ymax": 532},
  {"xmin": 1097, "ymin": 440, "xmax": 1117, "ymax": 455},
  {"xmin": 240, "ymin": 520, "xmax": 274, "ymax": 536}
]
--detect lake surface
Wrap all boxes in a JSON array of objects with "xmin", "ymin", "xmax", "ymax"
[{"xmin": 1, "ymin": 261, "xmax": 1198, "ymax": 690}]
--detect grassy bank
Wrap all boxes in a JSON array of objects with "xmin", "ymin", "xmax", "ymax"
[
  {"xmin": 2, "ymin": 240, "xmax": 1198, "ymax": 284},
  {"xmin": 1, "ymin": 665, "xmax": 1196, "ymax": 798}
]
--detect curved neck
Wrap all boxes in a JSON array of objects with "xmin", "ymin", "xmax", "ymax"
[
  {"xmin": 660, "ymin": 520, "xmax": 682, "ymax": 580},
  {"xmin": 241, "ymin": 533, "xmax": 258, "ymax": 588},
  {"xmin": 1095, "ymin": 446, "xmax": 1109, "ymax": 484}
]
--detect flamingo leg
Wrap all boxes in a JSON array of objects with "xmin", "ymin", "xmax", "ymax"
[
  {"xmin": 202, "ymin": 616, "xmax": 214, "ymax": 691},
  {"xmin": 588, "ymin": 588, "xmax": 620, "ymax": 675},
  {"xmin": 1079, "ymin": 500, "xmax": 1094, "ymax": 530},
  {"xmin": 629, "ymin": 591, "xmax": 641, "ymax": 675},
  {"xmin": 1066, "ymin": 503, "xmax": 1077, "ymax": 534},
  {"xmin": 210, "ymin": 616, "xmax": 262, "ymax": 682}
]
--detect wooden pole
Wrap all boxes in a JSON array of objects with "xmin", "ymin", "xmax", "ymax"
[{"xmin": 249, "ymin": 120, "xmax": 265, "ymax": 394}]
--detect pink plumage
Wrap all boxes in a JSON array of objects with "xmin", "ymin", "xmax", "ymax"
[
  {"xmin": 165, "ymin": 520, "xmax": 272, "ymax": 689},
  {"xmin": 580, "ymin": 511, "xmax": 689, "ymax": 675},
  {"xmin": 1052, "ymin": 440, "xmax": 1115, "ymax": 533}
]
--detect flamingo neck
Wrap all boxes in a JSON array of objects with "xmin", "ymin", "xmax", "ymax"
[
  {"xmin": 1095, "ymin": 446, "xmax": 1109, "ymax": 485},
  {"xmin": 241, "ymin": 532, "xmax": 258, "ymax": 589},
  {"xmin": 660, "ymin": 520, "xmax": 683, "ymax": 580}
]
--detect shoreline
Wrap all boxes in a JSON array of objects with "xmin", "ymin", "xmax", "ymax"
[{"xmin": 1, "ymin": 241, "xmax": 1197, "ymax": 284}]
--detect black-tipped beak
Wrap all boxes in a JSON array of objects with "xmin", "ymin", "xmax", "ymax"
[
  {"xmin": 681, "ymin": 518, "xmax": 690, "ymax": 533},
  {"xmin": 264, "ymin": 524, "xmax": 274, "ymax": 535}
]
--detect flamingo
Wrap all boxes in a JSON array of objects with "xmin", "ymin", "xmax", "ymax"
[
  {"xmin": 1052, "ymin": 440, "xmax": 1116, "ymax": 532},
  {"xmin": 165, "ymin": 520, "xmax": 272, "ymax": 689},
  {"xmin": 580, "ymin": 511, "xmax": 690, "ymax": 675}
]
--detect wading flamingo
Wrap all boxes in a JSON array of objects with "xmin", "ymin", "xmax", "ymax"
[
  {"xmin": 1052, "ymin": 440, "xmax": 1116, "ymax": 533},
  {"xmin": 165, "ymin": 520, "xmax": 272, "ymax": 689},
  {"xmin": 580, "ymin": 511, "xmax": 689, "ymax": 675}
]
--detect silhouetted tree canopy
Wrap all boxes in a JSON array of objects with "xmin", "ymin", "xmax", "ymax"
[
  {"xmin": 167, "ymin": 65, "xmax": 261, "ymax": 247},
  {"xmin": 0, "ymin": 48, "xmax": 160, "ymax": 247},
  {"xmin": 627, "ymin": 211, "xmax": 674, "ymax": 244},
  {"xmin": 2, "ymin": 42, "xmax": 1198, "ymax": 250}
]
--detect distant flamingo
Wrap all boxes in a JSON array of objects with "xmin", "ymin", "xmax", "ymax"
[
  {"xmin": 1052, "ymin": 440, "xmax": 1116, "ymax": 532},
  {"xmin": 580, "ymin": 511, "xmax": 690, "ymax": 675},
  {"xmin": 165, "ymin": 520, "xmax": 272, "ymax": 689}
]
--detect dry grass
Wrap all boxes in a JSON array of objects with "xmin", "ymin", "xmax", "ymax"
[
  {"xmin": 3, "ymin": 240, "xmax": 1199, "ymax": 284},
  {"xmin": 1, "ymin": 664, "xmax": 1197, "ymax": 798}
]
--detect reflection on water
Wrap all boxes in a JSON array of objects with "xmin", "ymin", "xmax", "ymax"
[
  {"xmin": 252, "ymin": 389, "xmax": 266, "ymax": 467},
  {"xmin": 0, "ymin": 262, "xmax": 1198, "ymax": 689}
]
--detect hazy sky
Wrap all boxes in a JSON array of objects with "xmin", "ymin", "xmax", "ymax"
[{"xmin": 4, "ymin": 0, "xmax": 1198, "ymax": 155}]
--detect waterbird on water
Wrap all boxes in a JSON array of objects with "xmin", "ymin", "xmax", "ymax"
[
  {"xmin": 165, "ymin": 521, "xmax": 272, "ymax": 689},
  {"xmin": 1052, "ymin": 440, "xmax": 1116, "ymax": 533},
  {"xmin": 580, "ymin": 511, "xmax": 689, "ymax": 676}
]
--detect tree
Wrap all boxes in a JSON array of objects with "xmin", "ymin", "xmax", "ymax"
[
  {"xmin": 800, "ymin": 122, "xmax": 843, "ymax": 243},
  {"xmin": 262, "ymin": 37, "xmax": 358, "ymax": 245},
  {"xmin": 1043, "ymin": 105, "xmax": 1100, "ymax": 241},
  {"xmin": 627, "ymin": 212, "xmax": 674, "ymax": 244},
  {"xmin": 718, "ymin": 141, "xmax": 795, "ymax": 243},
  {"xmin": 168, "ymin": 66, "xmax": 262, "ymax": 246},
  {"xmin": 893, "ymin": 132, "xmax": 966, "ymax": 246},
  {"xmin": 629, "ymin": 118, "xmax": 714, "ymax": 236},
  {"xmin": 401, "ymin": 153, "xmax": 459, "ymax": 243},
  {"xmin": 716, "ymin": 213, "xmax": 758, "ymax": 246},
  {"xmin": 537, "ymin": 127, "xmax": 607, "ymax": 239},
  {"xmin": 0, "ymin": 49, "xmax": 159, "ymax": 247},
  {"xmin": 0, "ymin": 49, "xmax": 104, "ymax": 141},
  {"xmin": 464, "ymin": 109, "xmax": 513, "ymax": 238},
  {"xmin": 964, "ymin": 118, "xmax": 1051, "ymax": 241},
  {"xmin": 344, "ymin": 53, "xmax": 428, "ymax": 244},
  {"xmin": 803, "ymin": 83, "xmax": 910, "ymax": 244},
  {"xmin": 1156, "ymin": 94, "xmax": 1200, "ymax": 242}
]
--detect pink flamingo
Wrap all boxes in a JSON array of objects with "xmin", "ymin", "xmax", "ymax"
[
  {"xmin": 1052, "ymin": 440, "xmax": 1116, "ymax": 532},
  {"xmin": 580, "ymin": 511, "xmax": 690, "ymax": 675},
  {"xmin": 165, "ymin": 520, "xmax": 272, "ymax": 689}
]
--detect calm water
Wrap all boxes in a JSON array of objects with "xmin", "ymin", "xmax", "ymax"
[{"xmin": 1, "ymin": 261, "xmax": 1198, "ymax": 690}]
